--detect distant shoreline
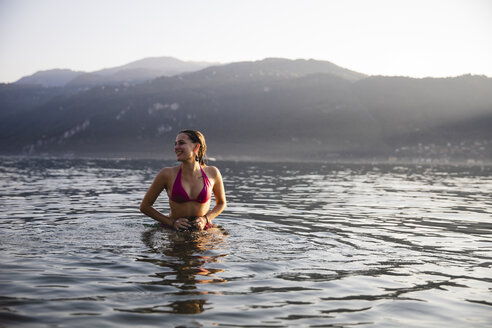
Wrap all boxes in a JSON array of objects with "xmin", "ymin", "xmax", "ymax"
[{"xmin": 1, "ymin": 152, "xmax": 490, "ymax": 167}]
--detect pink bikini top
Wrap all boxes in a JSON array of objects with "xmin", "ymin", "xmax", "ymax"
[{"xmin": 170, "ymin": 166, "xmax": 212, "ymax": 203}]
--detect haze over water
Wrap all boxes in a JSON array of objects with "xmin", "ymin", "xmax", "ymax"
[{"xmin": 0, "ymin": 157, "xmax": 491, "ymax": 327}]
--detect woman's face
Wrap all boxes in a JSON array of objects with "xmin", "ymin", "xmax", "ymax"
[{"xmin": 174, "ymin": 133, "xmax": 197, "ymax": 162}]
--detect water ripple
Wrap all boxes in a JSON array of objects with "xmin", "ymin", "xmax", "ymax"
[{"xmin": 1, "ymin": 158, "xmax": 491, "ymax": 327}]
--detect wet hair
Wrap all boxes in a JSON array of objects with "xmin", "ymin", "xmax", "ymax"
[{"xmin": 179, "ymin": 129, "xmax": 207, "ymax": 165}]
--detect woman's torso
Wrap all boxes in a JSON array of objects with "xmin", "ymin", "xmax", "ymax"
[{"xmin": 166, "ymin": 165, "xmax": 213, "ymax": 219}]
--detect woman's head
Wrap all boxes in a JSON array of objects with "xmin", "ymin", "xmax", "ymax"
[{"xmin": 177, "ymin": 129, "xmax": 207, "ymax": 165}]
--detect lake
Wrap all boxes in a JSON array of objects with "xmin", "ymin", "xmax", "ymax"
[{"xmin": 0, "ymin": 157, "xmax": 491, "ymax": 327}]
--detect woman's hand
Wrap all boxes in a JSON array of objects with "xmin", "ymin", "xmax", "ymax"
[
  {"xmin": 173, "ymin": 218, "xmax": 191, "ymax": 230},
  {"xmin": 193, "ymin": 216, "xmax": 208, "ymax": 230}
]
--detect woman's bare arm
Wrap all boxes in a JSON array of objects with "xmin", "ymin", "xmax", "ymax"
[
  {"xmin": 140, "ymin": 168, "xmax": 174, "ymax": 226},
  {"xmin": 205, "ymin": 167, "xmax": 227, "ymax": 222}
]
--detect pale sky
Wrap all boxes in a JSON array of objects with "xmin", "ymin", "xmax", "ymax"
[{"xmin": 1, "ymin": 0, "xmax": 491, "ymax": 83}]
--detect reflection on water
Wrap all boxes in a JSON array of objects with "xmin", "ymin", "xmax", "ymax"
[
  {"xmin": 132, "ymin": 227, "xmax": 228, "ymax": 314},
  {"xmin": 0, "ymin": 157, "xmax": 491, "ymax": 327}
]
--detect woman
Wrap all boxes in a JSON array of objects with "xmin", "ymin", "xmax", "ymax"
[{"xmin": 140, "ymin": 129, "xmax": 226, "ymax": 231}]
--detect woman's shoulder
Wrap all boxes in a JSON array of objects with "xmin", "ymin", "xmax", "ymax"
[
  {"xmin": 156, "ymin": 165, "xmax": 180, "ymax": 179},
  {"xmin": 203, "ymin": 165, "xmax": 222, "ymax": 179}
]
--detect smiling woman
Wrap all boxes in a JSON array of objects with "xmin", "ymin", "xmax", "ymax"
[{"xmin": 140, "ymin": 129, "xmax": 227, "ymax": 231}]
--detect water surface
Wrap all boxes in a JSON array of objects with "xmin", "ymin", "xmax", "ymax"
[{"xmin": 0, "ymin": 157, "xmax": 491, "ymax": 327}]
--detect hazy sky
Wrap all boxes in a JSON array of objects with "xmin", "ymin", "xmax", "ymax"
[{"xmin": 1, "ymin": 0, "xmax": 491, "ymax": 83}]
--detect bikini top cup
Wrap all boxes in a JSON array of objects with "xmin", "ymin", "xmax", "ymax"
[{"xmin": 170, "ymin": 166, "xmax": 212, "ymax": 203}]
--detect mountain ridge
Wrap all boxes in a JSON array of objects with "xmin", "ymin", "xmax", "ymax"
[
  {"xmin": 15, "ymin": 69, "xmax": 84, "ymax": 87},
  {"xmin": 3, "ymin": 57, "xmax": 491, "ymax": 162},
  {"xmin": 15, "ymin": 56, "xmax": 219, "ymax": 88}
]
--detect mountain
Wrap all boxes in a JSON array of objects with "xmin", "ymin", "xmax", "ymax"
[
  {"xmin": 15, "ymin": 69, "xmax": 84, "ymax": 87},
  {"xmin": 15, "ymin": 56, "xmax": 218, "ymax": 88},
  {"xmin": 2, "ymin": 58, "xmax": 491, "ymax": 162},
  {"xmin": 179, "ymin": 57, "xmax": 367, "ymax": 83},
  {"xmin": 94, "ymin": 56, "xmax": 215, "ymax": 76}
]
